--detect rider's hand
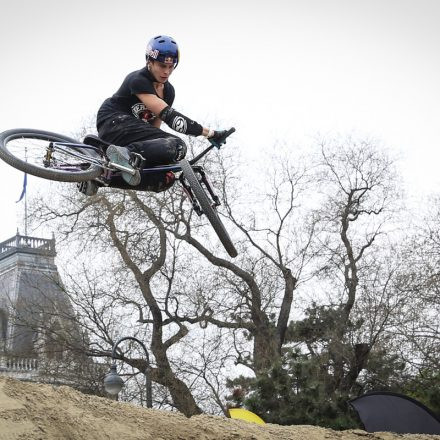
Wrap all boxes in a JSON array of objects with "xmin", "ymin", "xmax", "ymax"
[{"xmin": 209, "ymin": 130, "xmax": 228, "ymax": 144}]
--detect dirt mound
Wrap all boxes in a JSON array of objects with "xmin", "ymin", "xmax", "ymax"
[{"xmin": 0, "ymin": 377, "xmax": 439, "ymax": 440}]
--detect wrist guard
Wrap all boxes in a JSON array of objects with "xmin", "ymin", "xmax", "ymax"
[{"xmin": 159, "ymin": 106, "xmax": 203, "ymax": 136}]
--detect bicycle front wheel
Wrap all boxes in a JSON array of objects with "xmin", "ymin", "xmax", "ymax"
[
  {"xmin": 0, "ymin": 128, "xmax": 102, "ymax": 182},
  {"xmin": 179, "ymin": 159, "xmax": 238, "ymax": 258}
]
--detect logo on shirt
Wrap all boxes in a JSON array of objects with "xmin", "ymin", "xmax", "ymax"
[
  {"xmin": 172, "ymin": 116, "xmax": 187, "ymax": 133},
  {"xmin": 132, "ymin": 103, "xmax": 155, "ymax": 122}
]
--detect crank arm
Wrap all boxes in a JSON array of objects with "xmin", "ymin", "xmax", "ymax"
[{"xmin": 107, "ymin": 161, "xmax": 138, "ymax": 175}]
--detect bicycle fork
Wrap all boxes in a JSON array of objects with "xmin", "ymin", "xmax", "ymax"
[{"xmin": 180, "ymin": 167, "xmax": 221, "ymax": 216}]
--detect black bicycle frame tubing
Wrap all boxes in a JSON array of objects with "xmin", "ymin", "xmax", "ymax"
[
  {"xmin": 46, "ymin": 127, "xmax": 234, "ymax": 174},
  {"xmin": 140, "ymin": 164, "xmax": 181, "ymax": 174},
  {"xmin": 189, "ymin": 144, "xmax": 216, "ymax": 165},
  {"xmin": 53, "ymin": 143, "xmax": 208, "ymax": 175},
  {"xmin": 54, "ymin": 140, "xmax": 214, "ymax": 169},
  {"xmin": 189, "ymin": 127, "xmax": 235, "ymax": 165}
]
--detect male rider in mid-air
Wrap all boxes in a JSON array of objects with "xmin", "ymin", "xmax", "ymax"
[{"xmin": 80, "ymin": 35, "xmax": 226, "ymax": 195}]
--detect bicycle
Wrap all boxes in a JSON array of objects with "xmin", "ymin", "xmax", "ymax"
[{"xmin": 0, "ymin": 128, "xmax": 238, "ymax": 258}]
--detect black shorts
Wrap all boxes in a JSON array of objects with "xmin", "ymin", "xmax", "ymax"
[
  {"xmin": 98, "ymin": 112, "xmax": 187, "ymax": 168},
  {"xmin": 98, "ymin": 113, "xmax": 180, "ymax": 146}
]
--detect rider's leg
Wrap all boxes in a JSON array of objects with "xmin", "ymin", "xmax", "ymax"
[
  {"xmin": 99, "ymin": 114, "xmax": 187, "ymax": 164},
  {"xmin": 98, "ymin": 113, "xmax": 177, "ymax": 146},
  {"xmin": 128, "ymin": 137, "xmax": 187, "ymax": 167},
  {"xmin": 97, "ymin": 113, "xmax": 186, "ymax": 185},
  {"xmin": 107, "ymin": 137, "xmax": 185, "ymax": 187}
]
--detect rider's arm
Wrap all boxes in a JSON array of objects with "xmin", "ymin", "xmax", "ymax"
[{"xmin": 136, "ymin": 93, "xmax": 211, "ymax": 137}]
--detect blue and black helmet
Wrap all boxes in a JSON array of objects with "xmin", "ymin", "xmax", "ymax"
[{"xmin": 146, "ymin": 35, "xmax": 179, "ymax": 67}]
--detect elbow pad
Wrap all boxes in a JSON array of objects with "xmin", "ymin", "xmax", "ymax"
[{"xmin": 159, "ymin": 106, "xmax": 203, "ymax": 136}]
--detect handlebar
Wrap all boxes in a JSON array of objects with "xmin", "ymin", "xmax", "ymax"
[
  {"xmin": 208, "ymin": 127, "xmax": 236, "ymax": 148},
  {"xmin": 189, "ymin": 127, "xmax": 236, "ymax": 165}
]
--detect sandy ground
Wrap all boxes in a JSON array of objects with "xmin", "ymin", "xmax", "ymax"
[{"xmin": 0, "ymin": 377, "xmax": 439, "ymax": 440}]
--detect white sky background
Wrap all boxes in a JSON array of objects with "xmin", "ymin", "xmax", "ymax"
[{"xmin": 1, "ymin": 0, "xmax": 439, "ymax": 241}]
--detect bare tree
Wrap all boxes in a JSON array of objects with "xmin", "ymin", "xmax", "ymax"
[
  {"xmin": 30, "ymin": 184, "xmax": 205, "ymax": 415},
  {"xmin": 292, "ymin": 136, "xmax": 405, "ymax": 393},
  {"xmin": 163, "ymin": 143, "xmax": 316, "ymax": 375},
  {"xmin": 391, "ymin": 196, "xmax": 440, "ymax": 373},
  {"xmin": 26, "ymin": 132, "xmax": 434, "ymax": 420},
  {"xmin": 26, "ymin": 134, "xmax": 316, "ymax": 411}
]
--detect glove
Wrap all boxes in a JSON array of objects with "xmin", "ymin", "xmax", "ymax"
[{"xmin": 209, "ymin": 130, "xmax": 228, "ymax": 145}]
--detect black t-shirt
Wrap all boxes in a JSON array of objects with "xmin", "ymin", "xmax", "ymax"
[{"xmin": 97, "ymin": 67, "xmax": 175, "ymax": 128}]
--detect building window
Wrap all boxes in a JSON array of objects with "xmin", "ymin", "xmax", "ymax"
[{"xmin": 0, "ymin": 309, "xmax": 8, "ymax": 350}]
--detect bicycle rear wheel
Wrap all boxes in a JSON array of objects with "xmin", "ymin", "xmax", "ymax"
[
  {"xmin": 0, "ymin": 128, "xmax": 102, "ymax": 182},
  {"xmin": 179, "ymin": 159, "xmax": 238, "ymax": 258}
]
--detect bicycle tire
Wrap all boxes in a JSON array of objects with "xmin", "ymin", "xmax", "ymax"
[
  {"xmin": 0, "ymin": 128, "xmax": 102, "ymax": 182},
  {"xmin": 179, "ymin": 159, "xmax": 238, "ymax": 258}
]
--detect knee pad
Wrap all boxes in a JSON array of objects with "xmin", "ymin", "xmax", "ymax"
[
  {"xmin": 157, "ymin": 137, "xmax": 187, "ymax": 162},
  {"xmin": 129, "ymin": 137, "xmax": 187, "ymax": 166},
  {"xmin": 174, "ymin": 138, "xmax": 187, "ymax": 161}
]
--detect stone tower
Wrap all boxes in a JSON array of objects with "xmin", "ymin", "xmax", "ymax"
[{"xmin": 0, "ymin": 233, "xmax": 97, "ymax": 386}]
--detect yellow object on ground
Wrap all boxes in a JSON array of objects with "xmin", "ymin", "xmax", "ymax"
[{"xmin": 228, "ymin": 408, "xmax": 266, "ymax": 425}]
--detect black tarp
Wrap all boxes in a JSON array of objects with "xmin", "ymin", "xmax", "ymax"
[{"xmin": 349, "ymin": 391, "xmax": 440, "ymax": 435}]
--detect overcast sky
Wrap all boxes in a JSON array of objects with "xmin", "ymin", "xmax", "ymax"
[{"xmin": 1, "ymin": 0, "xmax": 439, "ymax": 241}]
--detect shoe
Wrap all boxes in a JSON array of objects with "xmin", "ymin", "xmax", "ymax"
[
  {"xmin": 77, "ymin": 180, "xmax": 99, "ymax": 196},
  {"xmin": 107, "ymin": 145, "xmax": 141, "ymax": 186}
]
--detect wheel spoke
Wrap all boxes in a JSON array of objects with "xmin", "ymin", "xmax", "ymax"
[{"xmin": 0, "ymin": 129, "xmax": 102, "ymax": 182}]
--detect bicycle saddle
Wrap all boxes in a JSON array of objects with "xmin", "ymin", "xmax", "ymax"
[{"xmin": 83, "ymin": 134, "xmax": 113, "ymax": 151}]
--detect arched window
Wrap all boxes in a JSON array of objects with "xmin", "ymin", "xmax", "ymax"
[
  {"xmin": 0, "ymin": 308, "xmax": 8, "ymax": 350},
  {"xmin": 46, "ymin": 320, "xmax": 65, "ymax": 361}
]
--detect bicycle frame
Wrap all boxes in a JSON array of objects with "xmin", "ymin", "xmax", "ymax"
[
  {"xmin": 50, "ymin": 138, "xmax": 226, "ymax": 215},
  {"xmin": 49, "ymin": 127, "xmax": 235, "ymax": 177},
  {"xmin": 0, "ymin": 126, "xmax": 237, "ymax": 256}
]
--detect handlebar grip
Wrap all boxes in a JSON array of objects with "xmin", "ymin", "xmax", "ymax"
[
  {"xmin": 217, "ymin": 127, "xmax": 235, "ymax": 144},
  {"xmin": 225, "ymin": 127, "xmax": 236, "ymax": 138},
  {"xmin": 208, "ymin": 127, "xmax": 236, "ymax": 148}
]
